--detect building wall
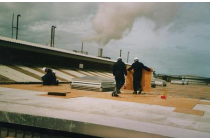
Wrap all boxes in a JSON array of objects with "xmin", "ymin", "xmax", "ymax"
[{"xmin": 0, "ymin": 46, "xmax": 113, "ymax": 72}]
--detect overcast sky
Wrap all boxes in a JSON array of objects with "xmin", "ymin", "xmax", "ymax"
[{"xmin": 0, "ymin": 2, "xmax": 210, "ymax": 77}]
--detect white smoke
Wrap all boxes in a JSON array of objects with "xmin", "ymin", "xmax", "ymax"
[{"xmin": 83, "ymin": 2, "xmax": 181, "ymax": 46}]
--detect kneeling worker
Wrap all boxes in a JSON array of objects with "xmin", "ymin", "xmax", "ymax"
[
  {"xmin": 128, "ymin": 57, "xmax": 153, "ymax": 94},
  {"xmin": 112, "ymin": 57, "xmax": 127, "ymax": 97},
  {"xmin": 42, "ymin": 67, "xmax": 59, "ymax": 85}
]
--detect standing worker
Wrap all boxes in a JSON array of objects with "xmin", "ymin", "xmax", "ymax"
[
  {"xmin": 127, "ymin": 57, "xmax": 153, "ymax": 94},
  {"xmin": 112, "ymin": 57, "xmax": 127, "ymax": 97}
]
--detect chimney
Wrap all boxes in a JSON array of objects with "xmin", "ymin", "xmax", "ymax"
[
  {"xmin": 81, "ymin": 42, "xmax": 83, "ymax": 53},
  {"xmin": 98, "ymin": 48, "xmax": 103, "ymax": 57}
]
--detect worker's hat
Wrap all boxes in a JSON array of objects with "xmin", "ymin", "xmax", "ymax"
[
  {"xmin": 134, "ymin": 57, "xmax": 138, "ymax": 60},
  {"xmin": 117, "ymin": 57, "xmax": 122, "ymax": 60},
  {"xmin": 42, "ymin": 67, "xmax": 47, "ymax": 71}
]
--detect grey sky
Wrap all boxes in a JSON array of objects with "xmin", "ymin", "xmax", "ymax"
[{"xmin": 0, "ymin": 2, "xmax": 210, "ymax": 77}]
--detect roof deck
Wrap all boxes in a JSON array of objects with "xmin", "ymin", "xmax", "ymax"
[{"xmin": 0, "ymin": 83, "xmax": 210, "ymax": 138}]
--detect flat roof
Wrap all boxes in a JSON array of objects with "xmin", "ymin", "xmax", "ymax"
[{"xmin": 0, "ymin": 84, "xmax": 210, "ymax": 138}]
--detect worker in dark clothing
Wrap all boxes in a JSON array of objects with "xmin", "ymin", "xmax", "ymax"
[
  {"xmin": 41, "ymin": 67, "xmax": 58, "ymax": 85},
  {"xmin": 52, "ymin": 70, "xmax": 59, "ymax": 85},
  {"xmin": 127, "ymin": 57, "xmax": 152, "ymax": 94},
  {"xmin": 112, "ymin": 57, "xmax": 127, "ymax": 97}
]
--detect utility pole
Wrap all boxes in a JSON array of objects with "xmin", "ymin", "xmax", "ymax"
[
  {"xmin": 120, "ymin": 49, "xmax": 122, "ymax": 57},
  {"xmin": 16, "ymin": 14, "xmax": 21, "ymax": 39}
]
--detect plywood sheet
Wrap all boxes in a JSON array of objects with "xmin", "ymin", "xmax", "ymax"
[
  {"xmin": 126, "ymin": 68, "xmax": 134, "ymax": 90},
  {"xmin": 142, "ymin": 68, "xmax": 152, "ymax": 92},
  {"xmin": 126, "ymin": 66, "xmax": 152, "ymax": 92}
]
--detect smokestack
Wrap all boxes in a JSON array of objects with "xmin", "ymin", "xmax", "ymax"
[
  {"xmin": 120, "ymin": 49, "xmax": 122, "ymax": 57},
  {"xmin": 81, "ymin": 42, "xmax": 83, "ymax": 52},
  {"xmin": 98, "ymin": 48, "xmax": 103, "ymax": 57},
  {"xmin": 127, "ymin": 51, "xmax": 130, "ymax": 63}
]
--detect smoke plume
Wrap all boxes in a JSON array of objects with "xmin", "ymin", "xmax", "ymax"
[{"xmin": 83, "ymin": 2, "xmax": 181, "ymax": 46}]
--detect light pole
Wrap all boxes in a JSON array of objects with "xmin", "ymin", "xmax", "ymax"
[
  {"xmin": 50, "ymin": 26, "xmax": 53, "ymax": 47},
  {"xmin": 50, "ymin": 26, "xmax": 56, "ymax": 47},
  {"xmin": 16, "ymin": 14, "xmax": 21, "ymax": 39},
  {"xmin": 12, "ymin": 13, "xmax": 14, "ymax": 38}
]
